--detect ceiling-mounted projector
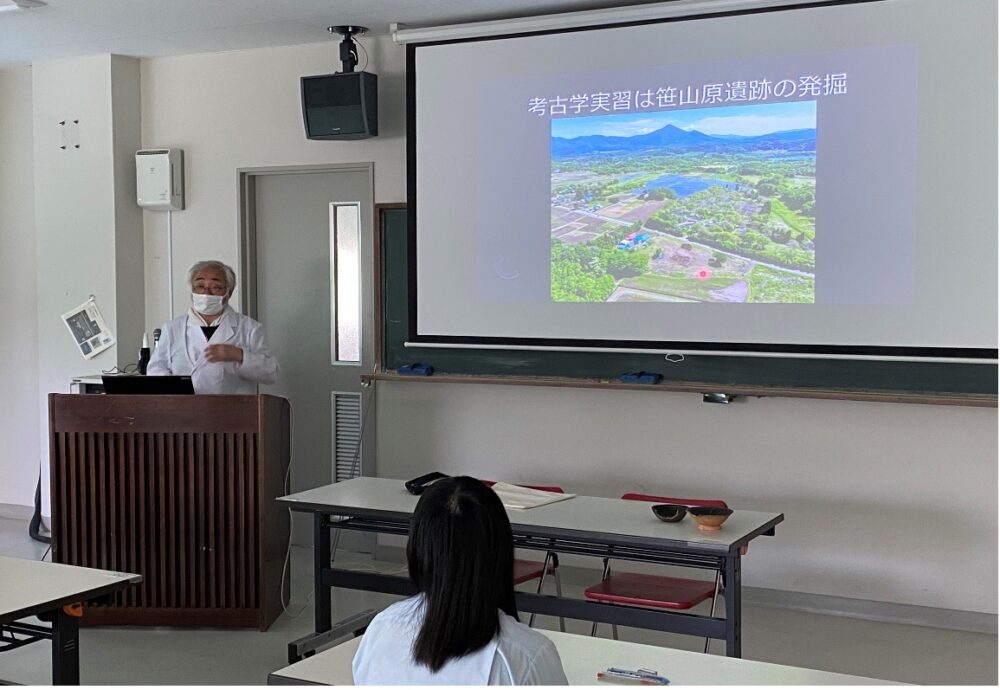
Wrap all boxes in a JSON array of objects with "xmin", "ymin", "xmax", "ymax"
[{"xmin": 301, "ymin": 25, "xmax": 378, "ymax": 140}]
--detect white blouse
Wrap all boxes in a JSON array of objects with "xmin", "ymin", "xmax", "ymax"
[{"xmin": 352, "ymin": 597, "xmax": 568, "ymax": 685}]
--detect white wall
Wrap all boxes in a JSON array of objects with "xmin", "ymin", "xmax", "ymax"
[
  {"xmin": 0, "ymin": 67, "xmax": 40, "ymax": 509},
  {"xmin": 139, "ymin": 38, "xmax": 405, "ymax": 332},
  {"xmin": 110, "ymin": 56, "xmax": 146, "ymax": 353},
  {"xmin": 376, "ymin": 382, "xmax": 997, "ymax": 613},
  {"xmin": 32, "ymin": 55, "xmax": 143, "ymax": 514},
  {"xmin": 138, "ymin": 39, "xmax": 997, "ymax": 615}
]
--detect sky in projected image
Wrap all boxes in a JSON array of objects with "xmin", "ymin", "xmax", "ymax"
[{"xmin": 550, "ymin": 101, "xmax": 817, "ymax": 305}]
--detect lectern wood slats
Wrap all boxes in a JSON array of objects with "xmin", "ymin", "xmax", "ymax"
[
  {"xmin": 236, "ymin": 435, "xmax": 246, "ymax": 610},
  {"xmin": 49, "ymin": 394, "xmax": 289, "ymax": 630}
]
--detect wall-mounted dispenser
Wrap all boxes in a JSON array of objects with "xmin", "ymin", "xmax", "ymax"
[{"xmin": 136, "ymin": 148, "xmax": 184, "ymax": 211}]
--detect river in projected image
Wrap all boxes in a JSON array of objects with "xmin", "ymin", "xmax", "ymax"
[
  {"xmin": 550, "ymin": 101, "xmax": 816, "ymax": 304},
  {"xmin": 641, "ymin": 174, "xmax": 739, "ymax": 197}
]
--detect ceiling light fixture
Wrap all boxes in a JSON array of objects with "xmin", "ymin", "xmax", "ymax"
[{"xmin": 0, "ymin": 0, "xmax": 47, "ymax": 12}]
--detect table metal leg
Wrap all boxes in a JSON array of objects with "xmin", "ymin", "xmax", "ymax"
[
  {"xmin": 51, "ymin": 609, "xmax": 80, "ymax": 685},
  {"xmin": 724, "ymin": 554, "xmax": 742, "ymax": 658},
  {"xmin": 314, "ymin": 513, "xmax": 332, "ymax": 635},
  {"xmin": 286, "ymin": 514, "xmax": 336, "ymax": 664},
  {"xmin": 286, "ymin": 609, "xmax": 377, "ymax": 665}
]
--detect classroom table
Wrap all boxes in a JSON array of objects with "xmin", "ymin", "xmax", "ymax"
[
  {"xmin": 278, "ymin": 477, "xmax": 783, "ymax": 662},
  {"xmin": 0, "ymin": 556, "xmax": 140, "ymax": 684},
  {"xmin": 267, "ymin": 628, "xmax": 898, "ymax": 685}
]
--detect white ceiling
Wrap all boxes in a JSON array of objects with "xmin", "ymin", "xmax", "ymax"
[{"xmin": 0, "ymin": 0, "xmax": 676, "ymax": 70}]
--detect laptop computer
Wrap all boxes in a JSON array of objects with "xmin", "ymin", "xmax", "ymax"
[{"xmin": 101, "ymin": 375, "xmax": 195, "ymax": 395}]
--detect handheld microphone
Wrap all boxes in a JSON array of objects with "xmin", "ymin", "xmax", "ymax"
[{"xmin": 152, "ymin": 328, "xmax": 161, "ymax": 348}]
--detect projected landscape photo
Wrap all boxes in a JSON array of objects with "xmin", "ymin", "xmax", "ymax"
[{"xmin": 550, "ymin": 101, "xmax": 816, "ymax": 303}]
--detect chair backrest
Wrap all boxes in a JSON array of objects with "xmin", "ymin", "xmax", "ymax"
[
  {"xmin": 621, "ymin": 492, "xmax": 727, "ymax": 509},
  {"xmin": 481, "ymin": 480, "xmax": 564, "ymax": 494}
]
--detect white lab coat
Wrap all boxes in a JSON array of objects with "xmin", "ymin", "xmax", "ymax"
[
  {"xmin": 352, "ymin": 597, "xmax": 568, "ymax": 685},
  {"xmin": 147, "ymin": 306, "xmax": 279, "ymax": 394}
]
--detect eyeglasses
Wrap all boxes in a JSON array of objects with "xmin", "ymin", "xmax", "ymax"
[{"xmin": 192, "ymin": 282, "xmax": 228, "ymax": 296}]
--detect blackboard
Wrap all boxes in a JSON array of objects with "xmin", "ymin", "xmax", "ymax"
[{"xmin": 378, "ymin": 205, "xmax": 997, "ymax": 405}]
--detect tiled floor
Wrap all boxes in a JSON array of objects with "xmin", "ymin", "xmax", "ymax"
[{"xmin": 1, "ymin": 516, "xmax": 996, "ymax": 685}]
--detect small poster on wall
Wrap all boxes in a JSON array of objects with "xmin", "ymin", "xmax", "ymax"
[{"xmin": 61, "ymin": 297, "xmax": 115, "ymax": 359}]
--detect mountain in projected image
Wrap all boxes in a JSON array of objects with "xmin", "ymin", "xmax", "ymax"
[
  {"xmin": 551, "ymin": 123, "xmax": 816, "ymax": 157},
  {"xmin": 549, "ymin": 101, "xmax": 817, "ymax": 305}
]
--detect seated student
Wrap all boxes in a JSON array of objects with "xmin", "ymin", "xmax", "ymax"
[{"xmin": 352, "ymin": 476, "xmax": 568, "ymax": 685}]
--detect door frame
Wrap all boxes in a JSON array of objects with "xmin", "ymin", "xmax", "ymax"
[
  {"xmin": 237, "ymin": 163, "xmax": 375, "ymax": 320},
  {"xmin": 237, "ymin": 163, "xmax": 377, "ymax": 486},
  {"xmin": 238, "ymin": 163, "xmax": 377, "ymax": 553}
]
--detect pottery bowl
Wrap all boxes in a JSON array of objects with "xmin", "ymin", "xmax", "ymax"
[
  {"xmin": 651, "ymin": 504, "xmax": 687, "ymax": 523},
  {"xmin": 688, "ymin": 506, "xmax": 734, "ymax": 531}
]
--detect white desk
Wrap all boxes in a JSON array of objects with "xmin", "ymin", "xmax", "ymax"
[
  {"xmin": 268, "ymin": 630, "xmax": 898, "ymax": 685},
  {"xmin": 281, "ymin": 477, "xmax": 782, "ymax": 554},
  {"xmin": 279, "ymin": 477, "xmax": 784, "ymax": 661},
  {"xmin": 0, "ymin": 556, "xmax": 140, "ymax": 684}
]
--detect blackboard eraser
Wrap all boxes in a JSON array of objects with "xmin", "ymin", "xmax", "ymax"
[
  {"xmin": 398, "ymin": 363, "xmax": 434, "ymax": 376},
  {"xmin": 617, "ymin": 371, "xmax": 662, "ymax": 385}
]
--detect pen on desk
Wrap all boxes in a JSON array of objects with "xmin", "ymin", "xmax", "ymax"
[
  {"xmin": 597, "ymin": 667, "xmax": 670, "ymax": 685},
  {"xmin": 596, "ymin": 672, "xmax": 661, "ymax": 685}
]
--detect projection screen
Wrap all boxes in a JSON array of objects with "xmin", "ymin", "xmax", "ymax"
[{"xmin": 408, "ymin": 0, "xmax": 998, "ymax": 360}]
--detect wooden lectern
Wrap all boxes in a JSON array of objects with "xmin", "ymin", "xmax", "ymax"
[{"xmin": 48, "ymin": 393, "xmax": 290, "ymax": 630}]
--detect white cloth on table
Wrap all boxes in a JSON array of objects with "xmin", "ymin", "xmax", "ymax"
[{"xmin": 490, "ymin": 482, "xmax": 576, "ymax": 510}]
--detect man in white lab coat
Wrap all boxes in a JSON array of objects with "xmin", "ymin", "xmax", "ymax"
[{"xmin": 147, "ymin": 260, "xmax": 278, "ymax": 393}]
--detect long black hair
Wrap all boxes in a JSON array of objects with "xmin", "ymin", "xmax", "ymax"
[{"xmin": 406, "ymin": 476, "xmax": 517, "ymax": 672}]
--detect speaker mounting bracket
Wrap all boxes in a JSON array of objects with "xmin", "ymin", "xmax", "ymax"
[{"xmin": 328, "ymin": 25, "xmax": 368, "ymax": 73}]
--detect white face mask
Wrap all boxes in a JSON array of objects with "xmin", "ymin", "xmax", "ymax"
[{"xmin": 191, "ymin": 292, "xmax": 226, "ymax": 315}]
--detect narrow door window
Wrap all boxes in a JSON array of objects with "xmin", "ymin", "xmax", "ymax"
[{"xmin": 330, "ymin": 202, "xmax": 361, "ymax": 364}]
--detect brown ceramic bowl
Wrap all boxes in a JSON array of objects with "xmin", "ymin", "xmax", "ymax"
[{"xmin": 688, "ymin": 506, "xmax": 733, "ymax": 531}]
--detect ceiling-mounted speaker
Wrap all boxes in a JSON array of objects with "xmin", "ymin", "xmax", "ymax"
[{"xmin": 301, "ymin": 71, "xmax": 378, "ymax": 140}]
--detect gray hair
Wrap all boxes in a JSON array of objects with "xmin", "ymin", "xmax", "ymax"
[{"xmin": 188, "ymin": 260, "xmax": 237, "ymax": 294}]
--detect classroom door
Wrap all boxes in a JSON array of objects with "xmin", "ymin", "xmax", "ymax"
[{"xmin": 247, "ymin": 165, "xmax": 375, "ymax": 547}]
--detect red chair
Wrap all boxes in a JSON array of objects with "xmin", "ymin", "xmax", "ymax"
[
  {"xmin": 584, "ymin": 493, "xmax": 728, "ymax": 651},
  {"xmin": 482, "ymin": 480, "xmax": 566, "ymax": 631}
]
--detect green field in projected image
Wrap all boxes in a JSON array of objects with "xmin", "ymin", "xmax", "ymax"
[{"xmin": 550, "ymin": 101, "xmax": 816, "ymax": 304}]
